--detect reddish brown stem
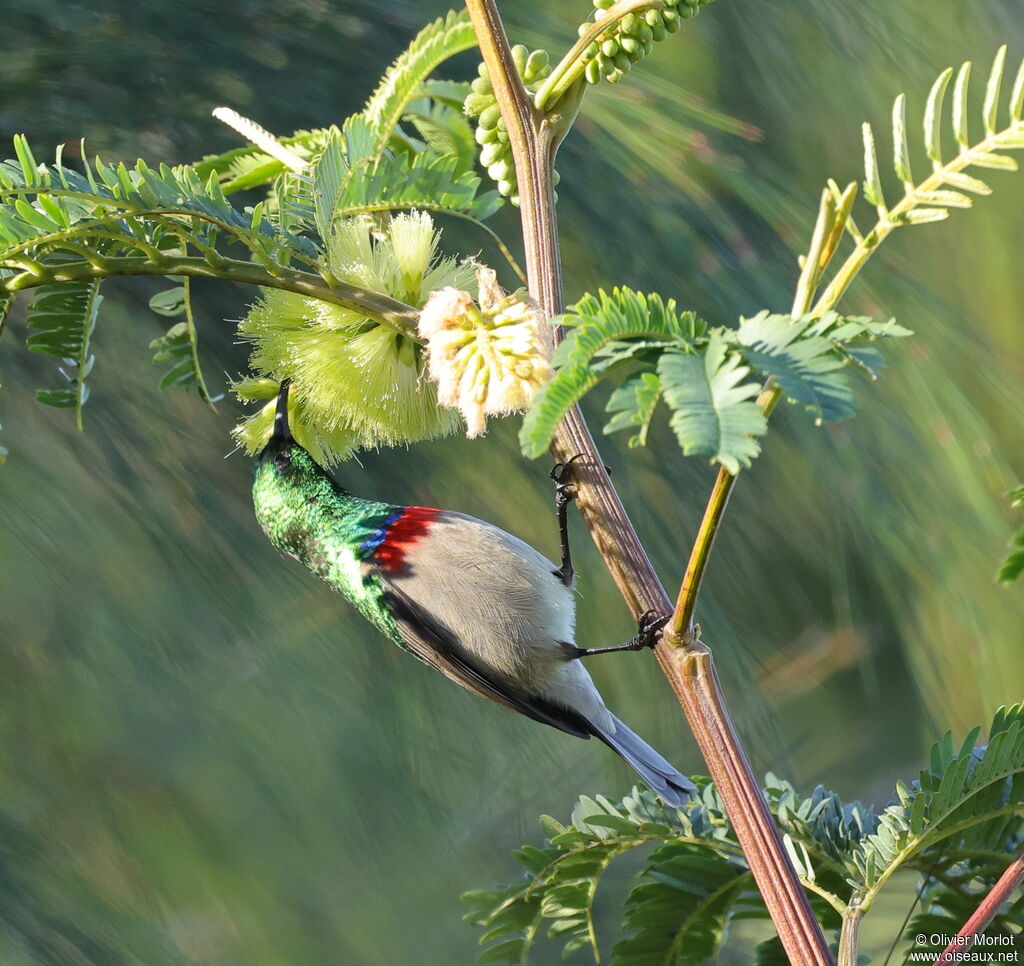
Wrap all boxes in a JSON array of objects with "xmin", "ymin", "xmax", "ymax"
[
  {"xmin": 932, "ymin": 848, "xmax": 1024, "ymax": 966},
  {"xmin": 464, "ymin": 3, "xmax": 834, "ymax": 964}
]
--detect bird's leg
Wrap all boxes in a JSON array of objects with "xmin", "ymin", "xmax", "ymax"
[
  {"xmin": 571, "ymin": 611, "xmax": 670, "ymax": 658},
  {"xmin": 549, "ymin": 454, "xmax": 584, "ymax": 587}
]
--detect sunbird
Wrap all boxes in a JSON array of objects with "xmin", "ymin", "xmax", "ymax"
[{"xmin": 252, "ymin": 382, "xmax": 695, "ymax": 805}]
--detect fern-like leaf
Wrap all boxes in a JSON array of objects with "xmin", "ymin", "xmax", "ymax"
[
  {"xmin": 553, "ymin": 288, "xmax": 703, "ymax": 370},
  {"xmin": 362, "ymin": 10, "xmax": 478, "ymax": 156},
  {"xmin": 519, "ymin": 363, "xmax": 608, "ymax": 460},
  {"xmin": 464, "ymin": 790, "xmax": 745, "ymax": 966},
  {"xmin": 519, "ymin": 288, "xmax": 703, "ymax": 458},
  {"xmin": 734, "ymin": 310, "xmax": 911, "ymax": 422},
  {"xmin": 0, "ymin": 143, "xmax": 319, "ymax": 273},
  {"xmin": 862, "ymin": 47, "xmax": 1024, "ymax": 228},
  {"xmin": 465, "ymin": 709, "xmax": 1023, "ymax": 965},
  {"xmin": 312, "ymin": 133, "xmax": 348, "ymax": 241},
  {"xmin": 735, "ymin": 312, "xmax": 853, "ymax": 422},
  {"xmin": 25, "ymin": 274, "xmax": 102, "ymax": 429},
  {"xmin": 611, "ymin": 844, "xmax": 752, "ymax": 965},
  {"xmin": 147, "ymin": 278, "xmax": 216, "ymax": 404},
  {"xmin": 659, "ymin": 334, "xmax": 766, "ymax": 474},
  {"xmin": 604, "ymin": 371, "xmax": 662, "ymax": 447},
  {"xmin": 851, "ymin": 704, "xmax": 1024, "ymax": 899},
  {"xmin": 195, "ymin": 128, "xmax": 330, "ymax": 193},
  {"xmin": 804, "ymin": 312, "xmax": 913, "ymax": 378},
  {"xmin": 403, "ymin": 99, "xmax": 477, "ymax": 175},
  {"xmin": 336, "ymin": 147, "xmax": 500, "ymax": 221}
]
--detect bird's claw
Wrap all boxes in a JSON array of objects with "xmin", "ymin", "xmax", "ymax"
[
  {"xmin": 550, "ymin": 454, "xmax": 585, "ymax": 506},
  {"xmin": 636, "ymin": 610, "xmax": 671, "ymax": 649},
  {"xmin": 550, "ymin": 453, "xmax": 585, "ymax": 484}
]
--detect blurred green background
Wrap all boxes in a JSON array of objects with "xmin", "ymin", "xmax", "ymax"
[{"xmin": 0, "ymin": 1, "xmax": 1021, "ymax": 963}]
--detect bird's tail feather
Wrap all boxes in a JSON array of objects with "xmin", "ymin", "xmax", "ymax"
[{"xmin": 593, "ymin": 715, "xmax": 696, "ymax": 808}]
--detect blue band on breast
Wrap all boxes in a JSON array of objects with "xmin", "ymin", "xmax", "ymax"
[{"xmin": 357, "ymin": 508, "xmax": 405, "ymax": 559}]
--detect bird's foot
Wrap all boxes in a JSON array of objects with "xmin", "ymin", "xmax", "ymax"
[
  {"xmin": 634, "ymin": 610, "xmax": 671, "ymax": 650},
  {"xmin": 549, "ymin": 454, "xmax": 585, "ymax": 508},
  {"xmin": 571, "ymin": 611, "xmax": 671, "ymax": 659}
]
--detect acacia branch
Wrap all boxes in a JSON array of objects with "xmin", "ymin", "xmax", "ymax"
[
  {"xmin": 465, "ymin": 3, "xmax": 834, "ymax": 964},
  {"xmin": 932, "ymin": 848, "xmax": 1024, "ymax": 966},
  {"xmin": 2, "ymin": 254, "xmax": 421, "ymax": 340}
]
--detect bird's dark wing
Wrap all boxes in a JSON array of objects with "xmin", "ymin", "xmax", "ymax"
[{"xmin": 379, "ymin": 583, "xmax": 592, "ymax": 740}]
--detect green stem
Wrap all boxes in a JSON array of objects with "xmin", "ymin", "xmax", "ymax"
[
  {"xmin": 668, "ymin": 382, "xmax": 783, "ymax": 639},
  {"xmin": 668, "ymin": 466, "xmax": 735, "ymax": 637},
  {"xmin": 534, "ymin": 0, "xmax": 666, "ymax": 111},
  {"xmin": 3, "ymin": 255, "xmax": 422, "ymax": 341},
  {"xmin": 179, "ymin": 272, "xmax": 216, "ymax": 408},
  {"xmin": 668, "ymin": 178, "xmax": 853, "ymax": 640}
]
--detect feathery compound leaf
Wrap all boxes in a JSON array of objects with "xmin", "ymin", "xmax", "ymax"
[
  {"xmin": 0, "ymin": 140, "xmax": 318, "ymax": 274},
  {"xmin": 464, "ymin": 721, "xmax": 1021, "ymax": 965},
  {"xmin": 195, "ymin": 127, "xmax": 330, "ymax": 192},
  {"xmin": 312, "ymin": 133, "xmax": 348, "ymax": 241},
  {"xmin": 519, "ymin": 363, "xmax": 605, "ymax": 459},
  {"xmin": 519, "ymin": 288, "xmax": 703, "ymax": 458},
  {"xmin": 604, "ymin": 371, "xmax": 662, "ymax": 447},
  {"xmin": 336, "ymin": 147, "xmax": 500, "ymax": 221},
  {"xmin": 147, "ymin": 278, "xmax": 216, "ymax": 405},
  {"xmin": 553, "ymin": 288, "xmax": 703, "ymax": 369},
  {"xmin": 25, "ymin": 275, "xmax": 102, "ymax": 429},
  {"xmin": 804, "ymin": 312, "xmax": 912, "ymax": 378},
  {"xmin": 611, "ymin": 844, "xmax": 751, "ymax": 966},
  {"xmin": 850, "ymin": 704, "xmax": 1024, "ymax": 895},
  {"xmin": 734, "ymin": 312, "xmax": 854, "ymax": 421},
  {"xmin": 839, "ymin": 50, "xmax": 1024, "ymax": 252},
  {"xmin": 658, "ymin": 333, "xmax": 765, "ymax": 474},
  {"xmin": 465, "ymin": 787, "xmax": 747, "ymax": 966},
  {"xmin": 362, "ymin": 11, "xmax": 478, "ymax": 155},
  {"xmin": 403, "ymin": 100, "xmax": 477, "ymax": 175}
]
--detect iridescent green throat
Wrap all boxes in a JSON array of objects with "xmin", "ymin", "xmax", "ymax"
[{"xmin": 252, "ymin": 438, "xmax": 402, "ymax": 642}]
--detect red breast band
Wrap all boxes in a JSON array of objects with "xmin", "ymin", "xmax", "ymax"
[{"xmin": 375, "ymin": 506, "xmax": 441, "ymax": 574}]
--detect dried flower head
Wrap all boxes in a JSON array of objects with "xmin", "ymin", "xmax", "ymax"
[{"xmin": 418, "ymin": 267, "xmax": 552, "ymax": 438}]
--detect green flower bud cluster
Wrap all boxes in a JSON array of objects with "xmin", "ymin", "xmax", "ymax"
[
  {"xmin": 464, "ymin": 45, "xmax": 556, "ymax": 206},
  {"xmin": 580, "ymin": 0, "xmax": 709, "ymax": 85}
]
